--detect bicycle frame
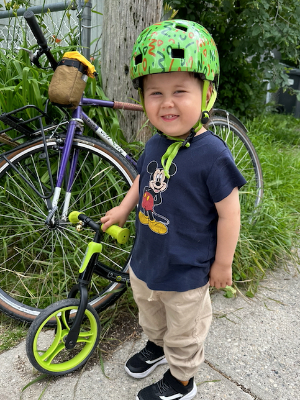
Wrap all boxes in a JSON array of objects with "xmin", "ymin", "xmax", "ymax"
[{"xmin": 47, "ymin": 97, "xmax": 140, "ymax": 222}]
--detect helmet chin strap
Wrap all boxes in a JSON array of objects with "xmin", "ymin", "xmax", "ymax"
[
  {"xmin": 160, "ymin": 128, "xmax": 196, "ymax": 178},
  {"xmin": 193, "ymin": 80, "xmax": 217, "ymax": 133}
]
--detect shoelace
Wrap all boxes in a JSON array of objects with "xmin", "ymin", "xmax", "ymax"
[
  {"xmin": 140, "ymin": 347, "xmax": 153, "ymax": 359},
  {"xmin": 157, "ymin": 377, "xmax": 171, "ymax": 394}
]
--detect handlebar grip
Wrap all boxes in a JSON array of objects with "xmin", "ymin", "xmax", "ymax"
[
  {"xmin": 68, "ymin": 212, "xmax": 129, "ymax": 244},
  {"xmin": 69, "ymin": 211, "xmax": 81, "ymax": 224},
  {"xmin": 69, "ymin": 211, "xmax": 99, "ymax": 231},
  {"xmin": 101, "ymin": 224, "xmax": 130, "ymax": 245},
  {"xmin": 24, "ymin": 10, "xmax": 48, "ymax": 50}
]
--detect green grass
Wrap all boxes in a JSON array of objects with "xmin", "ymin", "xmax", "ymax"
[
  {"xmin": 232, "ymin": 113, "xmax": 300, "ymax": 296},
  {"xmin": 0, "ymin": 313, "xmax": 28, "ymax": 353}
]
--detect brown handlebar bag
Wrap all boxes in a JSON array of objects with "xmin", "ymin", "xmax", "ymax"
[{"xmin": 48, "ymin": 51, "xmax": 96, "ymax": 109}]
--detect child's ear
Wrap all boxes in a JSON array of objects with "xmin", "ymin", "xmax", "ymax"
[{"xmin": 206, "ymin": 84, "xmax": 213, "ymax": 106}]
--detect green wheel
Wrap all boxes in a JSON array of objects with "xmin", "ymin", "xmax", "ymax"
[{"xmin": 26, "ymin": 299, "xmax": 100, "ymax": 376}]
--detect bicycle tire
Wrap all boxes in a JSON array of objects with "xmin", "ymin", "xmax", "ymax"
[
  {"xmin": 208, "ymin": 116, "xmax": 263, "ymax": 217},
  {"xmin": 26, "ymin": 298, "xmax": 100, "ymax": 376},
  {"xmin": 0, "ymin": 135, "xmax": 137, "ymax": 323}
]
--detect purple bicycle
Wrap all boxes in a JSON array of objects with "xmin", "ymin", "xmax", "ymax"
[{"xmin": 0, "ymin": 11, "xmax": 141, "ymax": 324}]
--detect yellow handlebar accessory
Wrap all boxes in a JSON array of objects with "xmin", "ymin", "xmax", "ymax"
[
  {"xmin": 101, "ymin": 224, "xmax": 130, "ymax": 244},
  {"xmin": 68, "ymin": 211, "xmax": 81, "ymax": 223}
]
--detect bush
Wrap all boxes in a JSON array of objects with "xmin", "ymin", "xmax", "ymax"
[{"xmin": 167, "ymin": 0, "xmax": 300, "ymax": 119}]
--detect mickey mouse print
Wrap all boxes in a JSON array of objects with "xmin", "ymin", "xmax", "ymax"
[{"xmin": 138, "ymin": 161, "xmax": 177, "ymax": 235}]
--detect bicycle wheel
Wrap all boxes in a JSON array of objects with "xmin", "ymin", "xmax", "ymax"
[
  {"xmin": 26, "ymin": 298, "xmax": 100, "ymax": 376},
  {"xmin": 0, "ymin": 135, "xmax": 137, "ymax": 323},
  {"xmin": 208, "ymin": 115, "xmax": 263, "ymax": 217}
]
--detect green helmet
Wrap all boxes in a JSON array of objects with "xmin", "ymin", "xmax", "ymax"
[
  {"xmin": 130, "ymin": 20, "xmax": 220, "ymax": 179},
  {"xmin": 130, "ymin": 19, "xmax": 220, "ymax": 90}
]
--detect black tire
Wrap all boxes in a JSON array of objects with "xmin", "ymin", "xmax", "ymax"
[
  {"xmin": 208, "ymin": 115, "xmax": 263, "ymax": 218},
  {"xmin": 0, "ymin": 135, "xmax": 137, "ymax": 323},
  {"xmin": 26, "ymin": 298, "xmax": 100, "ymax": 376}
]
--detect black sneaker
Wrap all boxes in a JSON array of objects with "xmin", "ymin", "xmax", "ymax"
[
  {"xmin": 136, "ymin": 369, "xmax": 197, "ymax": 400},
  {"xmin": 124, "ymin": 340, "xmax": 167, "ymax": 378}
]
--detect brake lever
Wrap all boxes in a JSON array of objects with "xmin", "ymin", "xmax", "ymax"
[
  {"xmin": 15, "ymin": 46, "xmax": 43, "ymax": 68},
  {"xmin": 31, "ymin": 48, "xmax": 44, "ymax": 68},
  {"xmin": 15, "ymin": 46, "xmax": 34, "ymax": 61}
]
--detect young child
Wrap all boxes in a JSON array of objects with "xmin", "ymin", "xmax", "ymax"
[{"xmin": 101, "ymin": 20, "xmax": 246, "ymax": 400}]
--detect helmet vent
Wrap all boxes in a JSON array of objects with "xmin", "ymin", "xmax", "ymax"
[
  {"xmin": 135, "ymin": 54, "xmax": 142, "ymax": 65},
  {"xmin": 175, "ymin": 25, "xmax": 187, "ymax": 32},
  {"xmin": 171, "ymin": 48, "xmax": 184, "ymax": 59}
]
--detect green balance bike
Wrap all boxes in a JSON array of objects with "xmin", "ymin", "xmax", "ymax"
[{"xmin": 26, "ymin": 211, "xmax": 130, "ymax": 376}]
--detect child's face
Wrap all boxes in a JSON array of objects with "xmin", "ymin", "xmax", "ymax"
[{"xmin": 143, "ymin": 72, "xmax": 203, "ymax": 139}]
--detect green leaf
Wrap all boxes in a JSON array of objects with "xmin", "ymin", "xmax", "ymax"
[
  {"xmin": 223, "ymin": 286, "xmax": 237, "ymax": 298},
  {"xmin": 21, "ymin": 374, "xmax": 50, "ymax": 392}
]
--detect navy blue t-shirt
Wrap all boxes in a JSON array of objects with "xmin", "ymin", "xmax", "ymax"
[{"xmin": 130, "ymin": 131, "xmax": 246, "ymax": 292}]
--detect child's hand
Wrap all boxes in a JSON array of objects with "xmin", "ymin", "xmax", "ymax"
[
  {"xmin": 101, "ymin": 175, "xmax": 139, "ymax": 232},
  {"xmin": 209, "ymin": 261, "xmax": 232, "ymax": 289},
  {"xmin": 100, "ymin": 206, "xmax": 128, "ymax": 231}
]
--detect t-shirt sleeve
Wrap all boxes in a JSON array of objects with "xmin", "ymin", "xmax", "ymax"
[{"xmin": 206, "ymin": 148, "xmax": 247, "ymax": 203}]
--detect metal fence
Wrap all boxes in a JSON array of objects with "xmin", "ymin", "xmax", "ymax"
[{"xmin": 0, "ymin": 1, "xmax": 103, "ymax": 60}]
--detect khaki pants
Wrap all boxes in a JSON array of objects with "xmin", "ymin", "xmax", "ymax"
[{"xmin": 129, "ymin": 267, "xmax": 212, "ymax": 381}]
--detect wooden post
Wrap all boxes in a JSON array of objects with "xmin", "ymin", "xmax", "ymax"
[{"xmin": 101, "ymin": 0, "xmax": 163, "ymax": 143}]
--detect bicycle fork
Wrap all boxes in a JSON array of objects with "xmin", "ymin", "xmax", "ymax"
[
  {"xmin": 45, "ymin": 107, "xmax": 84, "ymax": 226},
  {"xmin": 64, "ymin": 228, "xmax": 102, "ymax": 349}
]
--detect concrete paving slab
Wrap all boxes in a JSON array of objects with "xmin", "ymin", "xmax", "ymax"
[
  {"xmin": 0, "ymin": 335, "xmax": 254, "ymax": 400},
  {"xmin": 0, "ymin": 263, "xmax": 299, "ymax": 400},
  {"xmin": 206, "ymin": 264, "xmax": 300, "ymax": 400}
]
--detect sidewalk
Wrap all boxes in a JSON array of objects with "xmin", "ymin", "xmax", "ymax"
[{"xmin": 0, "ymin": 263, "xmax": 299, "ymax": 400}]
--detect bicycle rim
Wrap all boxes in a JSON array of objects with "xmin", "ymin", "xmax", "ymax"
[
  {"xmin": 208, "ymin": 116, "xmax": 263, "ymax": 218},
  {"xmin": 26, "ymin": 299, "xmax": 100, "ymax": 375},
  {"xmin": 0, "ymin": 135, "xmax": 137, "ymax": 323}
]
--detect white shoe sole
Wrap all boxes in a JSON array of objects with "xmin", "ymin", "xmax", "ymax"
[
  {"xmin": 182, "ymin": 382, "xmax": 197, "ymax": 399},
  {"xmin": 136, "ymin": 380, "xmax": 197, "ymax": 400},
  {"xmin": 125, "ymin": 357, "xmax": 168, "ymax": 379}
]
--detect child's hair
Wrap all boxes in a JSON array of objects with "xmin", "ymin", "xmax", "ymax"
[{"xmin": 139, "ymin": 71, "xmax": 203, "ymax": 92}]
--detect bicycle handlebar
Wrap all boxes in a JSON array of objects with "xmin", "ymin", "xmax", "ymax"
[
  {"xmin": 69, "ymin": 211, "xmax": 130, "ymax": 244},
  {"xmin": 113, "ymin": 101, "xmax": 143, "ymax": 112},
  {"xmin": 24, "ymin": 10, "xmax": 48, "ymax": 49},
  {"xmin": 23, "ymin": 10, "xmax": 58, "ymax": 70}
]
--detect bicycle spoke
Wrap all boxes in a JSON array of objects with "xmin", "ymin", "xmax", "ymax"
[
  {"xmin": 83, "ymin": 191, "xmax": 128, "ymax": 214},
  {"xmin": 0, "ymin": 188, "xmax": 46, "ymax": 221},
  {"xmin": 3, "ymin": 173, "xmax": 47, "ymax": 217},
  {"xmin": 18, "ymin": 154, "xmax": 48, "ymax": 201},
  {"xmin": 0, "ymin": 227, "xmax": 49, "ymax": 269},
  {"xmin": 0, "ymin": 228, "xmax": 51, "ymax": 290},
  {"xmin": 54, "ymin": 230, "xmax": 78, "ymax": 286},
  {"xmin": 38, "ymin": 316, "xmax": 66, "ymax": 364},
  {"xmin": 69, "ymin": 162, "xmax": 115, "ymax": 211}
]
